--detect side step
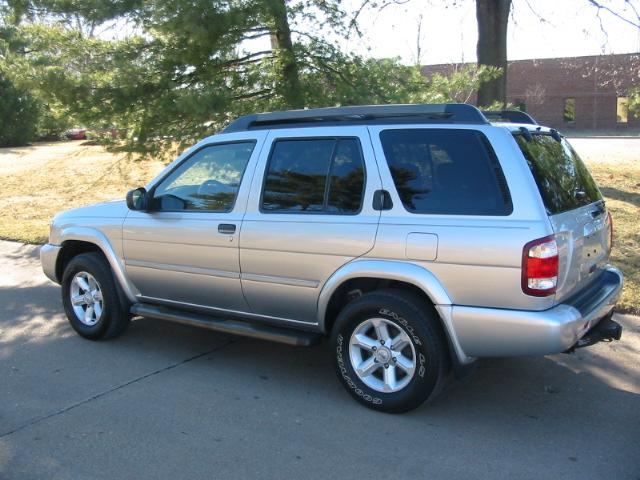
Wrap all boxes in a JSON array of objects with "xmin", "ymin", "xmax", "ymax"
[{"xmin": 130, "ymin": 303, "xmax": 322, "ymax": 347}]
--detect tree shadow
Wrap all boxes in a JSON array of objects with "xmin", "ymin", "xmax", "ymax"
[{"xmin": 600, "ymin": 186, "xmax": 640, "ymax": 208}]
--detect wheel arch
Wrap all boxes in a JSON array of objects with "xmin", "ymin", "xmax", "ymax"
[
  {"xmin": 318, "ymin": 259, "xmax": 451, "ymax": 331},
  {"xmin": 56, "ymin": 227, "xmax": 138, "ymax": 302},
  {"xmin": 318, "ymin": 259, "xmax": 473, "ymax": 365}
]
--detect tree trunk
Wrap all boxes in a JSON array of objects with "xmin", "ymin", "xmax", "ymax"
[
  {"xmin": 266, "ymin": 0, "xmax": 304, "ymax": 109},
  {"xmin": 476, "ymin": 0, "xmax": 511, "ymax": 107}
]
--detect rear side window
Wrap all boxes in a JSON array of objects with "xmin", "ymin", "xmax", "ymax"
[
  {"xmin": 262, "ymin": 138, "xmax": 365, "ymax": 213},
  {"xmin": 379, "ymin": 129, "xmax": 512, "ymax": 215},
  {"xmin": 514, "ymin": 133, "xmax": 602, "ymax": 215}
]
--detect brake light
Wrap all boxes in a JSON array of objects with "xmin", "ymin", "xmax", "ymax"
[
  {"xmin": 522, "ymin": 235, "xmax": 558, "ymax": 297},
  {"xmin": 606, "ymin": 211, "xmax": 613, "ymax": 251}
]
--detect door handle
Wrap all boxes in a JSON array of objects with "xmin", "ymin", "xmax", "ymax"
[{"xmin": 218, "ymin": 223, "xmax": 236, "ymax": 234}]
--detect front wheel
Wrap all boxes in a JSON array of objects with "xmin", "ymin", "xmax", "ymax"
[
  {"xmin": 61, "ymin": 252, "xmax": 130, "ymax": 340},
  {"xmin": 330, "ymin": 289, "xmax": 448, "ymax": 413}
]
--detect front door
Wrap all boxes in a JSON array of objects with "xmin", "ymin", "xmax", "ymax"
[{"xmin": 123, "ymin": 134, "xmax": 265, "ymax": 312}]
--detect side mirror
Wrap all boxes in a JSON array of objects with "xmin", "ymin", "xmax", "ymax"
[{"xmin": 126, "ymin": 187, "xmax": 148, "ymax": 211}]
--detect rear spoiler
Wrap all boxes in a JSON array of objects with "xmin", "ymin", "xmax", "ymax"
[{"xmin": 482, "ymin": 110, "xmax": 538, "ymax": 125}]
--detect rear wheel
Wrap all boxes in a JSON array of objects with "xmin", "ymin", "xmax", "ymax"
[
  {"xmin": 61, "ymin": 252, "xmax": 130, "ymax": 340},
  {"xmin": 331, "ymin": 289, "xmax": 448, "ymax": 413}
]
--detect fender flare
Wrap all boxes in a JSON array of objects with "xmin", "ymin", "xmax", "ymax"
[
  {"xmin": 317, "ymin": 259, "xmax": 452, "ymax": 329},
  {"xmin": 58, "ymin": 226, "xmax": 139, "ymax": 302},
  {"xmin": 316, "ymin": 259, "xmax": 473, "ymax": 365}
]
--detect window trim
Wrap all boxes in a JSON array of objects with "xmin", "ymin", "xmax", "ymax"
[
  {"xmin": 148, "ymin": 140, "xmax": 257, "ymax": 214},
  {"xmin": 259, "ymin": 136, "xmax": 367, "ymax": 216},
  {"xmin": 379, "ymin": 128, "xmax": 513, "ymax": 217}
]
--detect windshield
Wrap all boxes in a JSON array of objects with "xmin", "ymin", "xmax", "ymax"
[{"xmin": 514, "ymin": 133, "xmax": 602, "ymax": 215}]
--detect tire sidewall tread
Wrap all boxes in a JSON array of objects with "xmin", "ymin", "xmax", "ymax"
[
  {"xmin": 331, "ymin": 289, "xmax": 447, "ymax": 413},
  {"xmin": 61, "ymin": 252, "xmax": 130, "ymax": 340}
]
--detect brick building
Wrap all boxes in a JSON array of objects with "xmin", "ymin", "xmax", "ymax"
[{"xmin": 421, "ymin": 53, "xmax": 640, "ymax": 131}]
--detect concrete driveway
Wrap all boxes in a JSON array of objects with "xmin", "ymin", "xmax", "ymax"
[{"xmin": 1, "ymin": 240, "xmax": 638, "ymax": 479}]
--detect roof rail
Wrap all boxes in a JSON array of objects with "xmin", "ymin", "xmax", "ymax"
[
  {"xmin": 223, "ymin": 103, "xmax": 488, "ymax": 132},
  {"xmin": 481, "ymin": 109, "xmax": 538, "ymax": 125}
]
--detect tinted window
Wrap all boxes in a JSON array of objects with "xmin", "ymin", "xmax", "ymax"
[
  {"xmin": 514, "ymin": 133, "xmax": 602, "ymax": 215},
  {"xmin": 154, "ymin": 142, "xmax": 255, "ymax": 211},
  {"xmin": 327, "ymin": 139, "xmax": 365, "ymax": 213},
  {"xmin": 380, "ymin": 129, "xmax": 511, "ymax": 215},
  {"xmin": 262, "ymin": 138, "xmax": 365, "ymax": 213}
]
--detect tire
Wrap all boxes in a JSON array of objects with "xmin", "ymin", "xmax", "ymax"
[
  {"xmin": 330, "ymin": 289, "xmax": 448, "ymax": 413},
  {"xmin": 61, "ymin": 252, "xmax": 131, "ymax": 340}
]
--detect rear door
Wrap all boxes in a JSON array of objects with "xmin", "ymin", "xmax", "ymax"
[
  {"xmin": 240, "ymin": 127, "xmax": 381, "ymax": 323},
  {"xmin": 514, "ymin": 132, "xmax": 612, "ymax": 302}
]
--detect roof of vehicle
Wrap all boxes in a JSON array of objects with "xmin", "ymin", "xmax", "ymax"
[{"xmin": 223, "ymin": 103, "xmax": 490, "ymax": 132}]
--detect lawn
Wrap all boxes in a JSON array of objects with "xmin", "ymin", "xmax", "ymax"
[
  {"xmin": 0, "ymin": 141, "xmax": 165, "ymax": 244},
  {"xmin": 0, "ymin": 139, "xmax": 638, "ymax": 314}
]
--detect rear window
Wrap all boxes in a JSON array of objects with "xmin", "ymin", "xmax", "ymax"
[
  {"xmin": 514, "ymin": 133, "xmax": 602, "ymax": 215},
  {"xmin": 379, "ymin": 129, "xmax": 512, "ymax": 215}
]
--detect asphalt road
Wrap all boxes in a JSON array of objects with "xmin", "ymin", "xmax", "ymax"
[{"xmin": 1, "ymin": 240, "xmax": 639, "ymax": 480}]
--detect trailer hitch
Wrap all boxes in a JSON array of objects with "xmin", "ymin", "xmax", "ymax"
[{"xmin": 564, "ymin": 316, "xmax": 622, "ymax": 354}]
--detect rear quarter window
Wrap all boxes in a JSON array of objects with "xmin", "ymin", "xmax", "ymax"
[
  {"xmin": 379, "ymin": 129, "xmax": 512, "ymax": 215},
  {"xmin": 514, "ymin": 133, "xmax": 602, "ymax": 215}
]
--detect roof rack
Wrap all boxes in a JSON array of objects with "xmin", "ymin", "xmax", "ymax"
[
  {"xmin": 223, "ymin": 103, "xmax": 488, "ymax": 132},
  {"xmin": 481, "ymin": 109, "xmax": 538, "ymax": 125}
]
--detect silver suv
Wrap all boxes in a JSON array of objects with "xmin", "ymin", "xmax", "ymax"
[{"xmin": 41, "ymin": 104, "xmax": 623, "ymax": 412}]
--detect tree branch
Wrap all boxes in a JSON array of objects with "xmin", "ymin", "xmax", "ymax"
[{"xmin": 587, "ymin": 0, "xmax": 640, "ymax": 29}]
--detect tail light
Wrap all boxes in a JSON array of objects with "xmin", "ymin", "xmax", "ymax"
[
  {"xmin": 606, "ymin": 211, "xmax": 613, "ymax": 251},
  {"xmin": 522, "ymin": 235, "xmax": 558, "ymax": 297}
]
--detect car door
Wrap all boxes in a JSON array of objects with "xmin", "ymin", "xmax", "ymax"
[
  {"xmin": 122, "ymin": 132, "xmax": 267, "ymax": 312},
  {"xmin": 240, "ymin": 127, "xmax": 381, "ymax": 324}
]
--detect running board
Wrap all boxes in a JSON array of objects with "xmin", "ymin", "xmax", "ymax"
[{"xmin": 130, "ymin": 303, "xmax": 321, "ymax": 347}]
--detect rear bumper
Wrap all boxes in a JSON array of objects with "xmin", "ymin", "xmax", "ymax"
[
  {"xmin": 451, "ymin": 266, "xmax": 623, "ymax": 357},
  {"xmin": 40, "ymin": 243, "xmax": 61, "ymax": 284}
]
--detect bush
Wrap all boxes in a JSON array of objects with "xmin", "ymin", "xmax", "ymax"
[{"xmin": 0, "ymin": 74, "xmax": 39, "ymax": 147}]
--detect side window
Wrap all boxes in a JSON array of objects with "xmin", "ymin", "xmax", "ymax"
[
  {"xmin": 153, "ymin": 142, "xmax": 255, "ymax": 212},
  {"xmin": 262, "ymin": 138, "xmax": 365, "ymax": 214},
  {"xmin": 380, "ymin": 129, "xmax": 512, "ymax": 216}
]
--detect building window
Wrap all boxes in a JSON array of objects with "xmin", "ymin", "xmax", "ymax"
[
  {"xmin": 563, "ymin": 98, "xmax": 575, "ymax": 123},
  {"xmin": 617, "ymin": 96, "xmax": 629, "ymax": 124}
]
